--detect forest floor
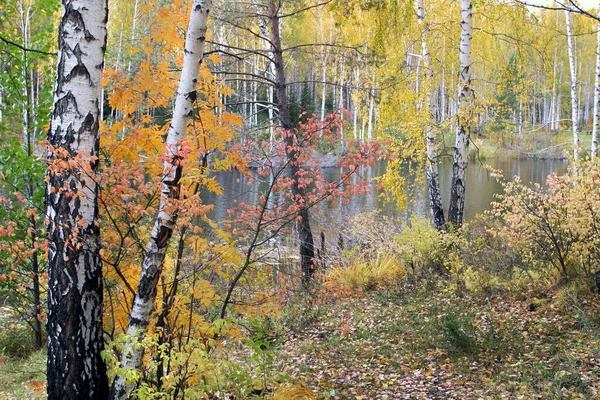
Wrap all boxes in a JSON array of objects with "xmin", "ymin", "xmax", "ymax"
[
  {"xmin": 1, "ymin": 283, "xmax": 599, "ymax": 399},
  {"xmin": 275, "ymin": 283, "xmax": 600, "ymax": 399},
  {"xmin": 0, "ymin": 307, "xmax": 45, "ymax": 399}
]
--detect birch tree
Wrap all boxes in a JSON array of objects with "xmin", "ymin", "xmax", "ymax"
[
  {"xmin": 592, "ymin": 7, "xmax": 600, "ymax": 159},
  {"xmin": 45, "ymin": 0, "xmax": 109, "ymax": 397},
  {"xmin": 565, "ymin": 7, "xmax": 580, "ymax": 162},
  {"xmin": 109, "ymin": 1, "xmax": 213, "ymax": 398},
  {"xmin": 416, "ymin": 0, "xmax": 445, "ymax": 230},
  {"xmin": 448, "ymin": 0, "xmax": 473, "ymax": 228}
]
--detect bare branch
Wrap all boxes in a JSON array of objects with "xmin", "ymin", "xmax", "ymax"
[{"xmin": 0, "ymin": 35, "xmax": 57, "ymax": 56}]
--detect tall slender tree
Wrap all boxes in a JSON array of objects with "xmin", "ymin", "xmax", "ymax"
[
  {"xmin": 416, "ymin": 0, "xmax": 445, "ymax": 230},
  {"xmin": 45, "ymin": 0, "xmax": 109, "ymax": 398},
  {"xmin": 592, "ymin": 6, "xmax": 600, "ymax": 159},
  {"xmin": 267, "ymin": 0, "xmax": 316, "ymax": 281},
  {"xmin": 109, "ymin": 1, "xmax": 213, "ymax": 398},
  {"xmin": 448, "ymin": 0, "xmax": 474, "ymax": 228},
  {"xmin": 565, "ymin": 7, "xmax": 580, "ymax": 162}
]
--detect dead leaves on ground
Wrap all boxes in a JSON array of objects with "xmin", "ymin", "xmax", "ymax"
[{"xmin": 275, "ymin": 289, "xmax": 600, "ymax": 399}]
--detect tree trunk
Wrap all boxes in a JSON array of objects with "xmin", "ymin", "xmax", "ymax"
[
  {"xmin": 29, "ymin": 211, "xmax": 42, "ymax": 349},
  {"xmin": 109, "ymin": 1, "xmax": 212, "ymax": 398},
  {"xmin": 565, "ymin": 8, "xmax": 579, "ymax": 162},
  {"xmin": 353, "ymin": 65, "xmax": 360, "ymax": 141},
  {"xmin": 448, "ymin": 0, "xmax": 473, "ymax": 229},
  {"xmin": 45, "ymin": 0, "xmax": 109, "ymax": 398},
  {"xmin": 268, "ymin": 0, "xmax": 316, "ymax": 282},
  {"xmin": 592, "ymin": 8, "xmax": 600, "ymax": 159},
  {"xmin": 416, "ymin": 0, "xmax": 446, "ymax": 230}
]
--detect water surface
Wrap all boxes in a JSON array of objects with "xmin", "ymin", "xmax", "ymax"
[{"xmin": 203, "ymin": 158, "xmax": 568, "ymax": 232}]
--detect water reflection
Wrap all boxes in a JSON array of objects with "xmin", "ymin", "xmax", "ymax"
[{"xmin": 202, "ymin": 158, "xmax": 568, "ymax": 232}]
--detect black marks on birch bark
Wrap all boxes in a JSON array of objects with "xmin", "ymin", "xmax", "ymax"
[
  {"xmin": 186, "ymin": 90, "xmax": 197, "ymax": 102},
  {"xmin": 155, "ymin": 225, "xmax": 173, "ymax": 248},
  {"xmin": 53, "ymin": 91, "xmax": 81, "ymax": 121}
]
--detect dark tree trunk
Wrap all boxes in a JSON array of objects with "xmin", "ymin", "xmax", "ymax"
[
  {"xmin": 45, "ymin": 0, "xmax": 109, "ymax": 398},
  {"xmin": 268, "ymin": 0, "xmax": 316, "ymax": 281},
  {"xmin": 30, "ymin": 215, "xmax": 42, "ymax": 349}
]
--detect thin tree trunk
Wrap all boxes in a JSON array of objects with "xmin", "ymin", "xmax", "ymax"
[
  {"xmin": 268, "ymin": 0, "xmax": 315, "ymax": 282},
  {"xmin": 416, "ymin": 0, "xmax": 445, "ymax": 230},
  {"xmin": 592, "ymin": 8, "xmax": 600, "ymax": 159},
  {"xmin": 565, "ymin": 8, "xmax": 579, "ymax": 161},
  {"xmin": 45, "ymin": 0, "xmax": 109, "ymax": 397},
  {"xmin": 367, "ymin": 93, "xmax": 374, "ymax": 141},
  {"xmin": 254, "ymin": 1, "xmax": 277, "ymax": 144},
  {"xmin": 448, "ymin": 0, "xmax": 473, "ymax": 228},
  {"xmin": 126, "ymin": 0, "xmax": 139, "ymax": 74},
  {"xmin": 339, "ymin": 64, "xmax": 345, "ymax": 149},
  {"xmin": 353, "ymin": 65, "xmax": 360, "ymax": 141},
  {"xmin": 109, "ymin": 1, "xmax": 213, "ymax": 398},
  {"xmin": 29, "ymin": 210, "xmax": 42, "ymax": 349},
  {"xmin": 518, "ymin": 99, "xmax": 523, "ymax": 147},
  {"xmin": 441, "ymin": 63, "xmax": 446, "ymax": 121}
]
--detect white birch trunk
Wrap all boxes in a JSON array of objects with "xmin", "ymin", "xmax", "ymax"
[
  {"xmin": 353, "ymin": 65, "xmax": 360, "ymax": 141},
  {"xmin": 448, "ymin": 0, "xmax": 473, "ymax": 228},
  {"xmin": 367, "ymin": 95, "xmax": 374, "ymax": 141},
  {"xmin": 417, "ymin": 0, "xmax": 445, "ymax": 229},
  {"xmin": 592, "ymin": 9, "xmax": 600, "ymax": 158},
  {"xmin": 339, "ymin": 65, "xmax": 345, "ymax": 149},
  {"xmin": 254, "ymin": 2, "xmax": 277, "ymax": 144},
  {"xmin": 46, "ymin": 0, "xmax": 108, "ymax": 397},
  {"xmin": 126, "ymin": 0, "xmax": 139, "ymax": 74},
  {"xmin": 109, "ymin": 1, "xmax": 213, "ymax": 398},
  {"xmin": 565, "ymin": 8, "xmax": 580, "ymax": 161},
  {"xmin": 518, "ymin": 100, "xmax": 523, "ymax": 147}
]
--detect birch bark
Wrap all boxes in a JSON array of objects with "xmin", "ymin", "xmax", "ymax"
[
  {"xmin": 45, "ymin": 0, "xmax": 109, "ymax": 397},
  {"xmin": 448, "ymin": 0, "xmax": 473, "ymax": 228},
  {"xmin": 565, "ymin": 8, "xmax": 580, "ymax": 162},
  {"xmin": 416, "ymin": 0, "xmax": 445, "ymax": 230},
  {"xmin": 109, "ymin": 1, "xmax": 213, "ymax": 398},
  {"xmin": 592, "ymin": 7, "xmax": 600, "ymax": 159}
]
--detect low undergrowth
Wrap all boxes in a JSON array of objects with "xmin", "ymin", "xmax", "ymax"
[{"xmin": 276, "ymin": 280, "xmax": 600, "ymax": 399}]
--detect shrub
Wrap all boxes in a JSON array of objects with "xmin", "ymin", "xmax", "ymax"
[
  {"xmin": 490, "ymin": 162, "xmax": 600, "ymax": 280},
  {"xmin": 395, "ymin": 216, "xmax": 445, "ymax": 278},
  {"xmin": 327, "ymin": 253, "xmax": 405, "ymax": 291}
]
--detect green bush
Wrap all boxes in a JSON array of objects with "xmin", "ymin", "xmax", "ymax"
[{"xmin": 395, "ymin": 216, "xmax": 446, "ymax": 278}]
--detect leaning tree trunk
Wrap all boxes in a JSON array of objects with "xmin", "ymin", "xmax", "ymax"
[
  {"xmin": 416, "ymin": 0, "xmax": 445, "ymax": 230},
  {"xmin": 448, "ymin": 0, "xmax": 473, "ymax": 229},
  {"xmin": 565, "ymin": 8, "xmax": 580, "ymax": 162},
  {"xmin": 592, "ymin": 7, "xmax": 600, "ymax": 159},
  {"xmin": 268, "ymin": 0, "xmax": 316, "ymax": 281},
  {"xmin": 45, "ymin": 0, "xmax": 109, "ymax": 398},
  {"xmin": 109, "ymin": 1, "xmax": 212, "ymax": 399}
]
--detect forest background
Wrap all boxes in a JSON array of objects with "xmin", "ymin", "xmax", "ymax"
[{"xmin": 1, "ymin": 0, "xmax": 600, "ymax": 398}]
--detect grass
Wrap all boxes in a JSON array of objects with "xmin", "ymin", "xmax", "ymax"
[
  {"xmin": 0, "ymin": 349, "xmax": 46, "ymax": 399},
  {"xmin": 0, "ymin": 308, "xmax": 45, "ymax": 399},
  {"xmin": 326, "ymin": 253, "xmax": 405, "ymax": 291}
]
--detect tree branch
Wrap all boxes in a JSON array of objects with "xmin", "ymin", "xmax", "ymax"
[{"xmin": 0, "ymin": 35, "xmax": 57, "ymax": 56}]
